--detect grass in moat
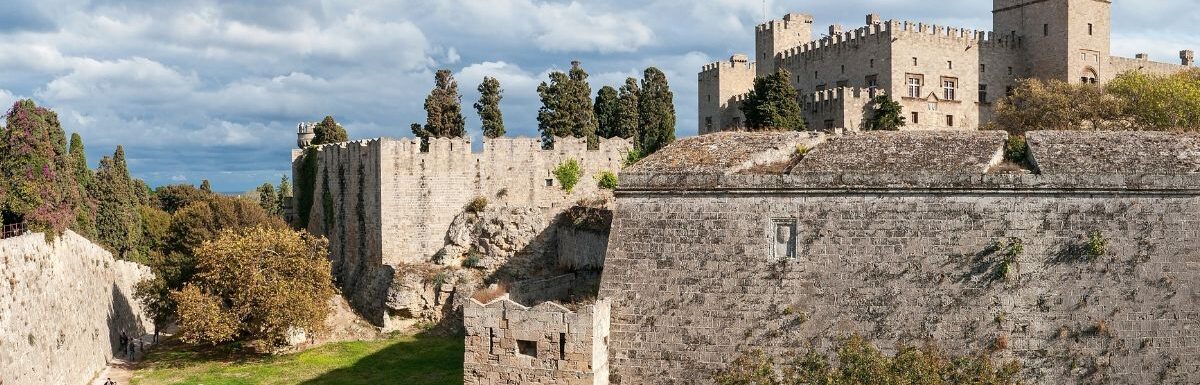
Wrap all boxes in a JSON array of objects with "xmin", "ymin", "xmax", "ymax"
[{"xmin": 130, "ymin": 332, "xmax": 464, "ymax": 385}]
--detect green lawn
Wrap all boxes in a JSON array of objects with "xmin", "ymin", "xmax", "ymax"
[{"xmin": 131, "ymin": 333, "xmax": 464, "ymax": 385}]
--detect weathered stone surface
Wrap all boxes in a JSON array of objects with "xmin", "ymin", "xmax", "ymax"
[
  {"xmin": 0, "ymin": 231, "xmax": 152, "ymax": 385},
  {"xmin": 795, "ymin": 130, "xmax": 1006, "ymax": 173},
  {"xmin": 436, "ymin": 206, "xmax": 553, "ymax": 274},
  {"xmin": 1029, "ymin": 130, "xmax": 1200, "ymax": 175}
]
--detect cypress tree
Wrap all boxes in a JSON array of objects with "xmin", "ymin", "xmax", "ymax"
[
  {"xmin": 0, "ymin": 99, "xmax": 78, "ymax": 234},
  {"xmin": 638, "ymin": 67, "xmax": 677, "ymax": 154},
  {"xmin": 538, "ymin": 61, "xmax": 598, "ymax": 148},
  {"xmin": 311, "ymin": 115, "xmax": 348, "ymax": 146},
  {"xmin": 474, "ymin": 76, "xmax": 506, "ymax": 139},
  {"xmin": 740, "ymin": 69, "xmax": 806, "ymax": 131},
  {"xmin": 95, "ymin": 146, "xmax": 143, "ymax": 260},
  {"xmin": 68, "ymin": 133, "xmax": 93, "ymax": 192},
  {"xmin": 256, "ymin": 183, "xmax": 279, "ymax": 216},
  {"xmin": 615, "ymin": 78, "xmax": 640, "ymax": 143},
  {"xmin": 277, "ymin": 176, "xmax": 292, "ymax": 215},
  {"xmin": 595, "ymin": 86, "xmax": 620, "ymax": 138},
  {"xmin": 67, "ymin": 133, "xmax": 98, "ymax": 238},
  {"xmin": 418, "ymin": 69, "xmax": 466, "ymax": 140}
]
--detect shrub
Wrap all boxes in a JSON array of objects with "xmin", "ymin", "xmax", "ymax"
[
  {"xmin": 553, "ymin": 159, "xmax": 582, "ymax": 193},
  {"xmin": 795, "ymin": 144, "xmax": 809, "ymax": 157},
  {"xmin": 622, "ymin": 148, "xmax": 644, "ymax": 167},
  {"xmin": 597, "ymin": 171, "xmax": 618, "ymax": 190},
  {"xmin": 1087, "ymin": 231, "xmax": 1108, "ymax": 260},
  {"xmin": 463, "ymin": 251, "xmax": 482, "ymax": 268},
  {"xmin": 466, "ymin": 196, "xmax": 488, "ymax": 213},
  {"xmin": 715, "ymin": 335, "xmax": 1022, "ymax": 385},
  {"xmin": 1005, "ymin": 135, "xmax": 1028, "ymax": 163}
]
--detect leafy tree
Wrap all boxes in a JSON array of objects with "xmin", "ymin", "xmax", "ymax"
[
  {"xmin": 256, "ymin": 183, "xmax": 279, "ymax": 216},
  {"xmin": 474, "ymin": 76, "xmax": 506, "ymax": 138},
  {"xmin": 595, "ymin": 86, "xmax": 620, "ymax": 138},
  {"xmin": 638, "ymin": 67, "xmax": 677, "ymax": 154},
  {"xmin": 0, "ymin": 100, "xmax": 81, "ymax": 235},
  {"xmin": 310, "ymin": 115, "xmax": 348, "ymax": 146},
  {"xmin": 155, "ymin": 184, "xmax": 213, "ymax": 213},
  {"xmin": 172, "ymin": 226, "xmax": 334, "ymax": 351},
  {"xmin": 95, "ymin": 147, "xmax": 143, "ymax": 260},
  {"xmin": 868, "ymin": 95, "xmax": 906, "ymax": 130},
  {"xmin": 614, "ymin": 78, "xmax": 641, "ymax": 143},
  {"xmin": 538, "ymin": 62, "xmax": 598, "ymax": 149},
  {"xmin": 1106, "ymin": 69, "xmax": 1200, "ymax": 131},
  {"xmin": 132, "ymin": 178, "xmax": 153, "ymax": 206},
  {"xmin": 988, "ymin": 78, "xmax": 1124, "ymax": 135},
  {"xmin": 416, "ymin": 69, "xmax": 467, "ymax": 142},
  {"xmin": 739, "ymin": 69, "xmax": 805, "ymax": 132},
  {"xmin": 200, "ymin": 179, "xmax": 212, "ymax": 193},
  {"xmin": 715, "ymin": 335, "xmax": 1021, "ymax": 385}
]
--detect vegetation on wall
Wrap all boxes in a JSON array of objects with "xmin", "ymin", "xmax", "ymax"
[
  {"xmin": 553, "ymin": 159, "xmax": 582, "ymax": 193},
  {"xmin": 475, "ymin": 76, "xmax": 506, "ymax": 138},
  {"xmin": 172, "ymin": 226, "xmax": 334, "ymax": 351},
  {"xmin": 596, "ymin": 170, "xmax": 618, "ymax": 190},
  {"xmin": 739, "ymin": 68, "xmax": 806, "ymax": 132},
  {"xmin": 868, "ymin": 94, "xmax": 906, "ymax": 131},
  {"xmin": 714, "ymin": 335, "xmax": 1021, "ymax": 385},
  {"xmin": 296, "ymin": 147, "xmax": 319, "ymax": 228}
]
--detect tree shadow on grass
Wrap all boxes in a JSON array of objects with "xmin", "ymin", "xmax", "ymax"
[{"xmin": 298, "ymin": 332, "xmax": 464, "ymax": 385}]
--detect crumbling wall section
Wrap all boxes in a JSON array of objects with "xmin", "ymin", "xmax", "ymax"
[
  {"xmin": 464, "ymin": 296, "xmax": 610, "ymax": 385},
  {"xmin": 0, "ymin": 231, "xmax": 152, "ymax": 385}
]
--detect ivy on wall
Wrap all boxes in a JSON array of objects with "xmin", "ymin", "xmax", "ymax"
[{"xmin": 296, "ymin": 147, "xmax": 319, "ymax": 228}]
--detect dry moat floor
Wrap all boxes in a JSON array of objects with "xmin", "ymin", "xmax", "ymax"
[{"xmin": 129, "ymin": 332, "xmax": 464, "ymax": 385}]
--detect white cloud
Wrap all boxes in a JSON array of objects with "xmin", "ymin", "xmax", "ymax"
[
  {"xmin": 532, "ymin": 2, "xmax": 655, "ymax": 53},
  {"xmin": 37, "ymin": 57, "xmax": 198, "ymax": 103}
]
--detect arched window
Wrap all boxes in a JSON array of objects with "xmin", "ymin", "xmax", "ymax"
[{"xmin": 1080, "ymin": 67, "xmax": 1099, "ymax": 84}]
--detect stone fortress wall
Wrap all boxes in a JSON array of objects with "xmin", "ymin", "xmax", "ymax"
[
  {"xmin": 597, "ymin": 130, "xmax": 1200, "ymax": 384},
  {"xmin": 294, "ymin": 135, "xmax": 631, "ymax": 327},
  {"xmin": 0, "ymin": 231, "xmax": 153, "ymax": 385},
  {"xmin": 699, "ymin": 0, "xmax": 1197, "ymax": 134}
]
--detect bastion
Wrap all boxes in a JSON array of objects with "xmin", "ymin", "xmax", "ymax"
[{"xmin": 597, "ymin": 130, "xmax": 1200, "ymax": 383}]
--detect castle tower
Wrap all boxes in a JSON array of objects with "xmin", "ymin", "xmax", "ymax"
[
  {"xmin": 698, "ymin": 54, "xmax": 756, "ymax": 134},
  {"xmin": 755, "ymin": 13, "xmax": 813, "ymax": 77},
  {"xmin": 993, "ymin": 0, "xmax": 1110, "ymax": 83},
  {"xmin": 297, "ymin": 122, "xmax": 315, "ymax": 148},
  {"xmin": 1183, "ymin": 50, "xmax": 1196, "ymax": 67}
]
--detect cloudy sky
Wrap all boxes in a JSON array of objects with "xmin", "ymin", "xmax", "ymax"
[{"xmin": 1, "ymin": 0, "xmax": 1196, "ymax": 191}]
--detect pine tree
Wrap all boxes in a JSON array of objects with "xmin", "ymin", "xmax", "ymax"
[
  {"xmin": 615, "ymin": 78, "xmax": 641, "ymax": 143},
  {"xmin": 475, "ymin": 76, "xmax": 506, "ymax": 139},
  {"xmin": 0, "ymin": 99, "xmax": 79, "ymax": 235},
  {"xmin": 256, "ymin": 183, "xmax": 279, "ymax": 216},
  {"xmin": 418, "ymin": 69, "xmax": 466, "ymax": 140},
  {"xmin": 311, "ymin": 115, "xmax": 348, "ymax": 146},
  {"xmin": 637, "ymin": 67, "xmax": 677, "ymax": 154},
  {"xmin": 740, "ymin": 69, "xmax": 806, "ymax": 131},
  {"xmin": 595, "ymin": 86, "xmax": 620, "ymax": 138},
  {"xmin": 537, "ymin": 61, "xmax": 598, "ymax": 149},
  {"xmin": 868, "ymin": 95, "xmax": 906, "ymax": 130},
  {"xmin": 95, "ymin": 146, "xmax": 143, "ymax": 260}
]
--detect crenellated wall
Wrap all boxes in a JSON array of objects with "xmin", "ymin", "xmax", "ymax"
[
  {"xmin": 0, "ymin": 231, "xmax": 153, "ymax": 385},
  {"xmin": 294, "ymin": 136, "xmax": 631, "ymax": 326}
]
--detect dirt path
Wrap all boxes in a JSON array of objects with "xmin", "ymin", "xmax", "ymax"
[{"xmin": 91, "ymin": 358, "xmax": 134, "ymax": 385}]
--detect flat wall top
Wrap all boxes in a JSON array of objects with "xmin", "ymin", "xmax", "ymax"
[
  {"xmin": 795, "ymin": 131, "xmax": 1005, "ymax": 174},
  {"xmin": 621, "ymin": 130, "xmax": 1200, "ymax": 192},
  {"xmin": 1028, "ymin": 131, "xmax": 1200, "ymax": 175}
]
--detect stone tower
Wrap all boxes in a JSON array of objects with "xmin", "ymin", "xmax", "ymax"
[
  {"xmin": 698, "ymin": 55, "xmax": 756, "ymax": 134},
  {"xmin": 297, "ymin": 122, "xmax": 316, "ymax": 148},
  {"xmin": 993, "ymin": 0, "xmax": 1110, "ymax": 83},
  {"xmin": 754, "ymin": 13, "xmax": 813, "ymax": 77}
]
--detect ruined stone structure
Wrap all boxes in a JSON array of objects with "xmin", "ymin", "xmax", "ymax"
[
  {"xmin": 0, "ymin": 231, "xmax": 153, "ymax": 385},
  {"xmin": 699, "ymin": 0, "xmax": 1197, "ymax": 133},
  {"xmin": 593, "ymin": 130, "xmax": 1200, "ymax": 383},
  {"xmin": 464, "ymin": 273, "xmax": 610, "ymax": 385},
  {"xmin": 291, "ymin": 134, "xmax": 630, "ymax": 328}
]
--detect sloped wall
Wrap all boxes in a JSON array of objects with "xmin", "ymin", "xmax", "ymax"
[{"xmin": 0, "ymin": 231, "xmax": 152, "ymax": 385}]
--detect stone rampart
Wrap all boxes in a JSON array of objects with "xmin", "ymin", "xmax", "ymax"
[
  {"xmin": 295, "ymin": 135, "xmax": 631, "ymax": 326},
  {"xmin": 0, "ymin": 231, "xmax": 152, "ymax": 385}
]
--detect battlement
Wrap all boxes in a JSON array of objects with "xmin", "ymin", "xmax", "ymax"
[
  {"xmin": 309, "ymin": 135, "xmax": 632, "ymax": 157},
  {"xmin": 700, "ymin": 54, "xmax": 755, "ymax": 73},
  {"xmin": 803, "ymin": 87, "xmax": 875, "ymax": 103},
  {"xmin": 777, "ymin": 19, "xmax": 1016, "ymax": 62},
  {"xmin": 755, "ymin": 12, "xmax": 813, "ymax": 33}
]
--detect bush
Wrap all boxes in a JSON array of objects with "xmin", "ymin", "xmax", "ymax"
[
  {"xmin": 553, "ymin": 159, "xmax": 582, "ymax": 193},
  {"xmin": 715, "ymin": 335, "xmax": 1022, "ymax": 385},
  {"xmin": 466, "ymin": 196, "xmax": 488, "ymax": 213},
  {"xmin": 1087, "ymin": 230, "xmax": 1108, "ymax": 260},
  {"xmin": 1005, "ymin": 135, "xmax": 1028, "ymax": 163},
  {"xmin": 623, "ymin": 148, "xmax": 645, "ymax": 167},
  {"xmin": 596, "ymin": 171, "xmax": 618, "ymax": 190}
]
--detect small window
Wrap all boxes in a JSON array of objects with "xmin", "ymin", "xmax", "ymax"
[
  {"xmin": 946, "ymin": 115, "xmax": 954, "ymax": 127},
  {"xmin": 559, "ymin": 333, "xmax": 567, "ymax": 360},
  {"xmin": 517, "ymin": 340, "xmax": 538, "ymax": 357},
  {"xmin": 545, "ymin": 179, "xmax": 553, "ymax": 187},
  {"xmin": 814, "ymin": 71, "xmax": 819, "ymax": 79},
  {"xmin": 911, "ymin": 112, "xmax": 920, "ymax": 124},
  {"xmin": 866, "ymin": 75, "xmax": 879, "ymax": 97},
  {"xmin": 772, "ymin": 219, "xmax": 797, "ymax": 260},
  {"xmin": 704, "ymin": 117, "xmax": 713, "ymax": 131},
  {"xmin": 707, "ymin": 94, "xmax": 711, "ymax": 102},
  {"xmin": 870, "ymin": 59, "xmax": 875, "ymax": 68},
  {"xmin": 1088, "ymin": 23, "xmax": 1094, "ymax": 36},
  {"xmin": 1043, "ymin": 24, "xmax": 1048, "ymax": 36},
  {"xmin": 979, "ymin": 84, "xmax": 988, "ymax": 103},
  {"xmin": 1008, "ymin": 67, "xmax": 1014, "ymax": 75},
  {"xmin": 948, "ymin": 61, "xmax": 953, "ymax": 70},
  {"xmin": 980, "ymin": 64, "xmax": 986, "ymax": 73},
  {"xmin": 906, "ymin": 74, "xmax": 923, "ymax": 98},
  {"xmin": 841, "ymin": 65, "xmax": 845, "ymax": 74},
  {"xmin": 912, "ymin": 57, "xmax": 918, "ymax": 66}
]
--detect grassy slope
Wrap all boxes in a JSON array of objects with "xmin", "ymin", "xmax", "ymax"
[{"xmin": 131, "ymin": 333, "xmax": 464, "ymax": 385}]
